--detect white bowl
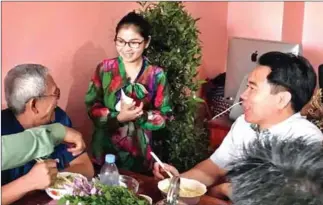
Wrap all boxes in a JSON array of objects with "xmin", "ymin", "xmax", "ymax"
[
  {"xmin": 158, "ymin": 177, "xmax": 207, "ymax": 205},
  {"xmin": 45, "ymin": 172, "xmax": 87, "ymax": 200}
]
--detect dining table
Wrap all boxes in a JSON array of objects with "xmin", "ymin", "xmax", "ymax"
[{"xmin": 13, "ymin": 169, "xmax": 230, "ymax": 205}]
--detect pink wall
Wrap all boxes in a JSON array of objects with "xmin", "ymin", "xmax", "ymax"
[
  {"xmin": 2, "ymin": 2, "xmax": 323, "ymax": 144},
  {"xmin": 282, "ymin": 2, "xmax": 304, "ymax": 44},
  {"xmin": 1, "ymin": 2, "xmax": 228, "ymax": 143},
  {"xmin": 227, "ymin": 2, "xmax": 284, "ymax": 41},
  {"xmin": 2, "ymin": 2, "xmax": 139, "ymax": 145},
  {"xmin": 302, "ymin": 2, "xmax": 323, "ymax": 72},
  {"xmin": 185, "ymin": 2, "xmax": 228, "ymax": 78}
]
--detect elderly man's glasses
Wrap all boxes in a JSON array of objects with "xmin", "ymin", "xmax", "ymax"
[
  {"xmin": 39, "ymin": 88, "xmax": 60, "ymax": 100},
  {"xmin": 114, "ymin": 38, "xmax": 145, "ymax": 49}
]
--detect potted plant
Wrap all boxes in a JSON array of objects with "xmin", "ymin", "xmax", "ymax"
[{"xmin": 138, "ymin": 2, "xmax": 210, "ymax": 172}]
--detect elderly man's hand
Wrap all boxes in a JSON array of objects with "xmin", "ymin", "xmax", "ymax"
[
  {"xmin": 25, "ymin": 159, "xmax": 58, "ymax": 190},
  {"xmin": 64, "ymin": 127, "xmax": 86, "ymax": 156}
]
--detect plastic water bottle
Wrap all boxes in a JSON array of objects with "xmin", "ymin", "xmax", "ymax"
[{"xmin": 99, "ymin": 154, "xmax": 119, "ymax": 186}]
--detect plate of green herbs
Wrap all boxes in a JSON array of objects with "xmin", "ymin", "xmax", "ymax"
[{"xmin": 57, "ymin": 177, "xmax": 150, "ymax": 205}]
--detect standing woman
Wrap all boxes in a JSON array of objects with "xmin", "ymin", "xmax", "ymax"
[{"xmin": 85, "ymin": 12, "xmax": 172, "ymax": 173}]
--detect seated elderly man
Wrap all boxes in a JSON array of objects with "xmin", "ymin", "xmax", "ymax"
[
  {"xmin": 153, "ymin": 51, "xmax": 323, "ymax": 198},
  {"xmin": 227, "ymin": 136, "xmax": 323, "ymax": 205},
  {"xmin": 1, "ymin": 64, "xmax": 94, "ymax": 205}
]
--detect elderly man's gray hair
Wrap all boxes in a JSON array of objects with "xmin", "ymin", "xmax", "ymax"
[
  {"xmin": 227, "ymin": 136, "xmax": 323, "ymax": 205},
  {"xmin": 5, "ymin": 64, "xmax": 49, "ymax": 114}
]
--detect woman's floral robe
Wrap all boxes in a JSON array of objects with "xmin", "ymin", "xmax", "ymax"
[{"xmin": 85, "ymin": 56, "xmax": 172, "ymax": 172}]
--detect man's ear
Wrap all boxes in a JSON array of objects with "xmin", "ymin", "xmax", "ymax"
[
  {"xmin": 145, "ymin": 36, "xmax": 151, "ymax": 49},
  {"xmin": 26, "ymin": 98, "xmax": 38, "ymax": 114},
  {"xmin": 277, "ymin": 91, "xmax": 292, "ymax": 110}
]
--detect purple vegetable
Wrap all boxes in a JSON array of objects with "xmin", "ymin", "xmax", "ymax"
[{"xmin": 62, "ymin": 176, "xmax": 105, "ymax": 198}]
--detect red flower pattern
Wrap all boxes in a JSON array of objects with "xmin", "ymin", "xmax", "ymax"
[
  {"xmin": 155, "ymin": 84, "xmax": 164, "ymax": 107},
  {"xmin": 111, "ymin": 133, "xmax": 139, "ymax": 156},
  {"xmin": 91, "ymin": 107, "xmax": 109, "ymax": 118},
  {"xmin": 109, "ymin": 75, "xmax": 122, "ymax": 91},
  {"xmin": 92, "ymin": 73, "xmax": 101, "ymax": 87}
]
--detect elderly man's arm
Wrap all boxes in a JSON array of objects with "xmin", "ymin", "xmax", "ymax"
[
  {"xmin": 2, "ymin": 160, "xmax": 58, "ymax": 205},
  {"xmin": 2, "ymin": 176, "xmax": 36, "ymax": 205},
  {"xmin": 52, "ymin": 107, "xmax": 94, "ymax": 178}
]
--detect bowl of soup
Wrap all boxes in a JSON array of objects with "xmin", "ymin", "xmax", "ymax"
[{"xmin": 157, "ymin": 177, "xmax": 207, "ymax": 205}]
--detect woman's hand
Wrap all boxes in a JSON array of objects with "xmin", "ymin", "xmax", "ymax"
[{"xmin": 117, "ymin": 101, "xmax": 144, "ymax": 123}]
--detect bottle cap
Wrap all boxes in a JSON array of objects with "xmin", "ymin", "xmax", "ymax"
[{"xmin": 105, "ymin": 154, "xmax": 116, "ymax": 163}]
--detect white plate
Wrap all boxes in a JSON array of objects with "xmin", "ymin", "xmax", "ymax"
[{"xmin": 45, "ymin": 172, "xmax": 87, "ymax": 200}]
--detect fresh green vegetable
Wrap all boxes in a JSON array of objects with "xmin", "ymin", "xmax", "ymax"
[{"xmin": 58, "ymin": 183, "xmax": 149, "ymax": 205}]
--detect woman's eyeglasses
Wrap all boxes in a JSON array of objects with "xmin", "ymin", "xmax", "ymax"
[{"xmin": 114, "ymin": 38, "xmax": 145, "ymax": 49}]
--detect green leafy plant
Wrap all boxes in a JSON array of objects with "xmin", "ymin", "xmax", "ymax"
[
  {"xmin": 138, "ymin": 2, "xmax": 210, "ymax": 172},
  {"xmin": 59, "ymin": 182, "xmax": 149, "ymax": 205}
]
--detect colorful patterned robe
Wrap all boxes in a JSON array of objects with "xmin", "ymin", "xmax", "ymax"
[{"xmin": 85, "ymin": 56, "xmax": 172, "ymax": 172}]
